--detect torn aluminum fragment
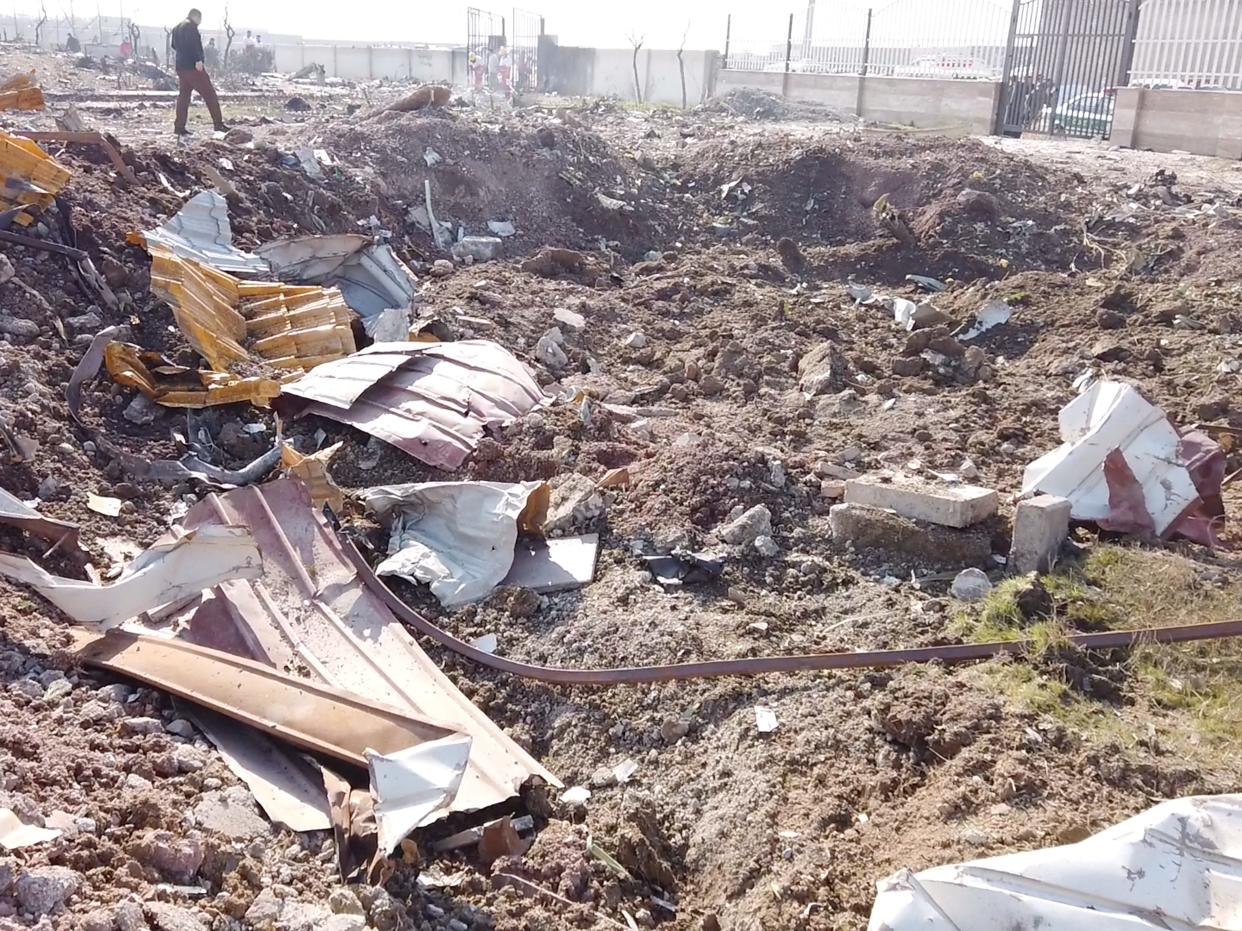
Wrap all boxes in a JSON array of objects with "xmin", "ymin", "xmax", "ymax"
[
  {"xmin": 1022, "ymin": 380, "xmax": 1225, "ymax": 544},
  {"xmin": 257, "ymin": 234, "xmax": 417, "ymax": 320},
  {"xmin": 367, "ymin": 733, "xmax": 472, "ymax": 855},
  {"xmin": 140, "ymin": 191, "xmax": 268, "ymax": 276},
  {"xmin": 955, "ymin": 298, "xmax": 1012, "ymax": 341},
  {"xmin": 0, "ymin": 525, "xmax": 261, "ymax": 629},
  {"xmin": 0, "ymin": 809, "xmax": 60, "ymax": 850},
  {"xmin": 868, "ymin": 794, "xmax": 1242, "ymax": 931},
  {"xmin": 502, "ymin": 534, "xmax": 599, "ymax": 594},
  {"xmin": 362, "ymin": 481, "xmax": 547, "ymax": 607}
]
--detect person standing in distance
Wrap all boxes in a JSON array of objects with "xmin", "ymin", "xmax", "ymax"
[{"xmin": 171, "ymin": 8, "xmax": 227, "ymax": 136}]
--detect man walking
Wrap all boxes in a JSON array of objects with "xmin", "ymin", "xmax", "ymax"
[{"xmin": 171, "ymin": 8, "xmax": 226, "ymax": 136}]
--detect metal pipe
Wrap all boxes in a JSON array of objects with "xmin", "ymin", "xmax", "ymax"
[{"xmin": 343, "ymin": 539, "xmax": 1242, "ymax": 687}]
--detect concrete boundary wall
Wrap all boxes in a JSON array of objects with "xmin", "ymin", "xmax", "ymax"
[
  {"xmin": 715, "ymin": 69, "xmax": 1002, "ymax": 135},
  {"xmin": 271, "ymin": 44, "xmax": 467, "ymax": 85},
  {"xmin": 1110, "ymin": 87, "xmax": 1242, "ymax": 158},
  {"xmin": 541, "ymin": 45, "xmax": 720, "ymax": 106}
]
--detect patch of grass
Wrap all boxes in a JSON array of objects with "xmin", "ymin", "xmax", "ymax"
[{"xmin": 958, "ymin": 544, "xmax": 1242, "ymax": 753}]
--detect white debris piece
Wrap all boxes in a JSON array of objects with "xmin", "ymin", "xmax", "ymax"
[
  {"xmin": 140, "ymin": 191, "xmax": 269, "ymax": 276},
  {"xmin": 613, "ymin": 758, "xmax": 639, "ymax": 784},
  {"xmin": 561, "ymin": 786, "xmax": 592, "ymax": 806},
  {"xmin": 949, "ymin": 568, "xmax": 992, "ymax": 602},
  {"xmin": 367, "ymin": 734, "xmax": 472, "ymax": 855},
  {"xmin": 755, "ymin": 707, "xmax": 778, "ymax": 733},
  {"xmin": 487, "ymin": 220, "xmax": 516, "ymax": 237},
  {"xmin": 361, "ymin": 481, "xmax": 547, "ymax": 608},
  {"xmin": 956, "ymin": 298, "xmax": 1012, "ymax": 341},
  {"xmin": 1022, "ymin": 380, "xmax": 1219, "ymax": 539},
  {"xmin": 868, "ymin": 794, "xmax": 1242, "ymax": 931},
  {"xmin": 0, "ymin": 526, "xmax": 262, "ymax": 630}
]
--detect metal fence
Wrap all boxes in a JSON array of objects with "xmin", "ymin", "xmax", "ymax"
[
  {"xmin": 724, "ymin": 0, "xmax": 1011, "ymax": 78},
  {"xmin": 1130, "ymin": 0, "xmax": 1242, "ymax": 89}
]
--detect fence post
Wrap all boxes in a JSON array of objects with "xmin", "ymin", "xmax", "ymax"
[
  {"xmin": 785, "ymin": 13, "xmax": 794, "ymax": 72},
  {"xmin": 723, "ymin": 14, "xmax": 731, "ymax": 70},
  {"xmin": 996, "ymin": 0, "xmax": 1023, "ymax": 134},
  {"xmin": 856, "ymin": 7, "xmax": 872, "ymax": 118},
  {"xmin": 1119, "ymin": 0, "xmax": 1141, "ymax": 86}
]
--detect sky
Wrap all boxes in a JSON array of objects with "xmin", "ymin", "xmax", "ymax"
[{"xmin": 8, "ymin": 0, "xmax": 743, "ymax": 50}]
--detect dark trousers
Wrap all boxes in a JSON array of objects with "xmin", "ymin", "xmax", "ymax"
[{"xmin": 175, "ymin": 68, "xmax": 224, "ymax": 131}]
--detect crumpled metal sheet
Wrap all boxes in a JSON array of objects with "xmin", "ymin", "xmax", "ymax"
[
  {"xmin": 149, "ymin": 246, "xmax": 357, "ymax": 374},
  {"xmin": 0, "ymin": 525, "xmax": 261, "ymax": 630},
  {"xmin": 275, "ymin": 340, "xmax": 549, "ymax": 470},
  {"xmin": 140, "ymin": 190, "xmax": 268, "ymax": 276},
  {"xmin": 1022, "ymin": 380, "xmax": 1225, "ymax": 545},
  {"xmin": 105, "ymin": 340, "xmax": 284, "ymax": 408},
  {"xmin": 868, "ymin": 794, "xmax": 1242, "ymax": 931},
  {"xmin": 368, "ymin": 734, "xmax": 472, "ymax": 855},
  {"xmin": 0, "ymin": 488, "xmax": 80, "ymax": 554},
  {"xmin": 362, "ymin": 481, "xmax": 547, "ymax": 607},
  {"xmin": 0, "ymin": 128, "xmax": 69, "ymax": 225},
  {"xmin": 178, "ymin": 479, "xmax": 559, "ymax": 817},
  {"xmin": 257, "ymin": 234, "xmax": 417, "ymax": 319}
]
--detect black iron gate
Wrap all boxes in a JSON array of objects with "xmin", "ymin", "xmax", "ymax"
[
  {"xmin": 997, "ymin": 0, "xmax": 1140, "ymax": 138},
  {"xmin": 467, "ymin": 7, "xmax": 506, "ymax": 92},
  {"xmin": 510, "ymin": 8, "xmax": 543, "ymax": 92}
]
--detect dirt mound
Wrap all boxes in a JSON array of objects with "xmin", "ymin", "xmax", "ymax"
[
  {"xmin": 325, "ymin": 112, "xmax": 673, "ymax": 260},
  {"xmin": 681, "ymin": 135, "xmax": 1090, "ymax": 272},
  {"xmin": 705, "ymin": 87, "xmax": 848, "ymax": 123}
]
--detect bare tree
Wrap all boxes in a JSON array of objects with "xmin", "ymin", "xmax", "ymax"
[
  {"xmin": 222, "ymin": 6, "xmax": 235, "ymax": 69},
  {"xmin": 626, "ymin": 31, "xmax": 645, "ymax": 104},
  {"xmin": 676, "ymin": 21, "xmax": 690, "ymax": 110},
  {"xmin": 34, "ymin": 3, "xmax": 47, "ymax": 45}
]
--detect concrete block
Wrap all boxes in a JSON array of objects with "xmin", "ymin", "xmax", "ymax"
[
  {"xmin": 843, "ymin": 474, "xmax": 998, "ymax": 528},
  {"xmin": 828, "ymin": 503, "xmax": 992, "ymax": 568},
  {"xmin": 1009, "ymin": 494, "xmax": 1071, "ymax": 574},
  {"xmin": 451, "ymin": 236, "xmax": 503, "ymax": 263}
]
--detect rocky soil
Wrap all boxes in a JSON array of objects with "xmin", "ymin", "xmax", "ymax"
[{"xmin": 0, "ymin": 51, "xmax": 1239, "ymax": 931}]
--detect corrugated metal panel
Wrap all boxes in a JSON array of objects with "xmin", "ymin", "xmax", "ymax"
[
  {"xmin": 257, "ymin": 234, "xmax": 417, "ymax": 320},
  {"xmin": 0, "ymin": 129, "xmax": 69, "ymax": 225},
  {"xmin": 141, "ymin": 190, "xmax": 269, "ymax": 276},
  {"xmin": 276, "ymin": 341, "xmax": 548, "ymax": 471},
  {"xmin": 149, "ymin": 246, "xmax": 357, "ymax": 375},
  {"xmin": 179, "ymin": 479, "xmax": 559, "ymax": 817}
]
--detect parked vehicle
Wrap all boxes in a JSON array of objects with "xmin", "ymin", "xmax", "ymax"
[{"xmin": 1041, "ymin": 89, "xmax": 1116, "ymax": 137}]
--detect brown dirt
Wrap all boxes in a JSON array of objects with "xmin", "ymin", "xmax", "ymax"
[{"xmin": 0, "ymin": 45, "xmax": 1240, "ymax": 931}]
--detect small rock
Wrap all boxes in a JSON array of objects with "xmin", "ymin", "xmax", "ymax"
[
  {"xmin": 128, "ymin": 830, "xmax": 205, "ymax": 882},
  {"xmin": 0, "ymin": 254, "xmax": 13, "ymax": 285},
  {"xmin": 124, "ymin": 773, "xmax": 153, "ymax": 791},
  {"xmin": 545, "ymin": 474, "xmax": 605, "ymax": 532},
  {"xmin": 119, "ymin": 717, "xmax": 164, "ymax": 736},
  {"xmin": 223, "ymin": 127, "xmax": 254, "ymax": 145},
  {"xmin": 753, "ymin": 535, "xmax": 780, "ymax": 558},
  {"xmin": 447, "ymin": 921, "xmax": 469, "ymax": 931},
  {"xmin": 956, "ymin": 188, "xmax": 1000, "ymax": 220},
  {"xmin": 429, "ymin": 259, "xmax": 454, "ymax": 278},
  {"xmin": 112, "ymin": 901, "xmax": 146, "ymax": 931},
  {"xmin": 0, "ymin": 316, "xmax": 40, "ymax": 339},
  {"xmin": 535, "ymin": 331, "xmax": 569, "ymax": 371},
  {"xmin": 98, "ymin": 683, "xmax": 132, "ymax": 704},
  {"xmin": 450, "ymin": 236, "xmax": 503, "ymax": 264},
  {"xmin": 1095, "ymin": 308, "xmax": 1126, "ymax": 330},
  {"xmin": 192, "ymin": 786, "xmax": 269, "ymax": 839},
  {"xmin": 1014, "ymin": 573, "xmax": 1054, "ymax": 620},
  {"xmin": 9, "ymin": 679, "xmax": 43, "ymax": 700},
  {"xmin": 81, "ymin": 908, "xmax": 115, "ymax": 931},
  {"xmin": 36, "ymin": 476, "xmax": 59, "ymax": 500},
  {"xmin": 950, "ymin": 568, "xmax": 993, "ymax": 602},
  {"xmin": 659, "ymin": 719, "xmax": 689, "ymax": 744},
  {"xmin": 123, "ymin": 393, "xmax": 160, "ymax": 426},
  {"xmin": 327, "ymin": 889, "xmax": 364, "ymax": 917},
  {"xmin": 276, "ymin": 901, "xmax": 333, "ymax": 931},
  {"xmin": 15, "ymin": 866, "xmax": 80, "ymax": 916},
  {"xmin": 1091, "ymin": 339, "xmax": 1130, "ymax": 362},
  {"xmin": 819, "ymin": 479, "xmax": 845, "ymax": 499},
  {"xmin": 43, "ymin": 679, "xmax": 72, "ymax": 703},
  {"xmin": 960, "ymin": 827, "xmax": 991, "ymax": 846},
  {"xmin": 892, "ymin": 356, "xmax": 924, "ymax": 377},
  {"xmin": 487, "ymin": 220, "xmax": 516, "ymax": 237},
  {"xmin": 285, "ymin": 96, "xmax": 311, "ymax": 111},
  {"xmin": 717, "ymin": 504, "xmax": 772, "ymax": 546},
  {"xmin": 320, "ymin": 917, "xmax": 366, "ymax": 931},
  {"xmin": 699, "ymin": 373, "xmax": 725, "ymax": 396},
  {"xmin": 145, "ymin": 902, "xmax": 208, "ymax": 931},
  {"xmin": 165, "ymin": 719, "xmax": 195, "ymax": 739},
  {"xmin": 624, "ymin": 332, "xmax": 648, "ymax": 350},
  {"xmin": 245, "ymin": 888, "xmax": 283, "ymax": 926}
]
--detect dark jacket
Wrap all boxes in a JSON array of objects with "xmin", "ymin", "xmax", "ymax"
[{"xmin": 170, "ymin": 19, "xmax": 204, "ymax": 71}]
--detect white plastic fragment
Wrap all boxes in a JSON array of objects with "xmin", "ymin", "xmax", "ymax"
[
  {"xmin": 366, "ymin": 734, "xmax": 472, "ymax": 855},
  {"xmin": 561, "ymin": 786, "xmax": 592, "ymax": 806},
  {"xmin": 868, "ymin": 794, "xmax": 1242, "ymax": 931},
  {"xmin": 613, "ymin": 758, "xmax": 639, "ymax": 785},
  {"xmin": 755, "ymin": 707, "xmax": 779, "ymax": 733},
  {"xmin": 956, "ymin": 298, "xmax": 1012, "ymax": 341}
]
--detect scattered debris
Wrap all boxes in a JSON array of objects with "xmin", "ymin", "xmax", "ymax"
[
  {"xmin": 257, "ymin": 234, "xmax": 417, "ymax": 321},
  {"xmin": 86, "ymin": 492, "xmax": 123, "ymax": 517},
  {"xmin": 1022, "ymin": 380, "xmax": 1225, "ymax": 544},
  {"xmin": 1009, "ymin": 495, "xmax": 1071, "ymax": 574},
  {"xmin": 956, "ymin": 298, "xmax": 1013, "ymax": 341},
  {"xmin": 906, "ymin": 274, "xmax": 946, "ymax": 292},
  {"xmin": 280, "ymin": 440, "xmax": 344, "ymax": 511},
  {"xmin": 384, "ymin": 83, "xmax": 452, "ymax": 113},
  {"xmin": 503, "ymin": 534, "xmax": 600, "ymax": 593},
  {"xmin": 754, "ymin": 707, "xmax": 778, "ymax": 733},
  {"xmin": 0, "ymin": 127, "xmax": 70, "ymax": 224},
  {"xmin": 367, "ymin": 734, "xmax": 472, "ymax": 855},
  {"xmin": 870, "ymin": 794, "xmax": 1242, "ymax": 931},
  {"xmin": 0, "ymin": 488, "xmax": 80, "ymax": 554},
  {"xmin": 0, "ymin": 526, "xmax": 261, "ymax": 630},
  {"xmin": 644, "ymin": 549, "xmax": 725, "ymax": 588},
  {"xmin": 361, "ymin": 481, "xmax": 548, "ymax": 607},
  {"xmin": 276, "ymin": 340, "xmax": 548, "ymax": 470},
  {"xmin": 950, "ymin": 568, "xmax": 993, "ymax": 602},
  {"xmin": 0, "ymin": 808, "xmax": 61, "ymax": 849},
  {"xmin": 137, "ymin": 191, "xmax": 268, "ymax": 276}
]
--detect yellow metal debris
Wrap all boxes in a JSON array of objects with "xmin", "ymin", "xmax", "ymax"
[
  {"xmin": 0, "ymin": 128, "xmax": 70, "ymax": 225},
  {"xmin": 104, "ymin": 341, "xmax": 284, "ymax": 408},
  {"xmin": 280, "ymin": 441, "xmax": 345, "ymax": 511},
  {"xmin": 148, "ymin": 246, "xmax": 357, "ymax": 373},
  {"xmin": 0, "ymin": 74, "xmax": 45, "ymax": 111}
]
